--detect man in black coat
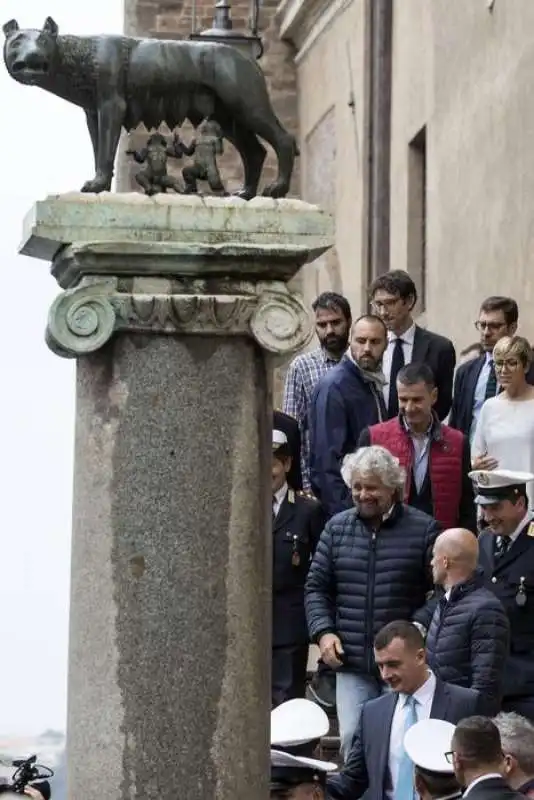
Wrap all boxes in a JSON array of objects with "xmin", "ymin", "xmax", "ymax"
[
  {"xmin": 369, "ymin": 270, "xmax": 456, "ymax": 421},
  {"xmin": 449, "ymin": 296, "xmax": 534, "ymax": 441},
  {"xmin": 425, "ymin": 528, "xmax": 509, "ymax": 715},
  {"xmin": 305, "ymin": 445, "xmax": 439, "ymax": 759},
  {"xmin": 272, "ymin": 428, "xmax": 325, "ymax": 708},
  {"xmin": 327, "ymin": 621, "xmax": 481, "ymax": 800},
  {"xmin": 451, "ymin": 717, "xmax": 524, "ymax": 800},
  {"xmin": 470, "ymin": 469, "xmax": 534, "ymax": 722}
]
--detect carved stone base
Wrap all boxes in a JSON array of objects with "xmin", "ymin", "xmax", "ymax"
[
  {"xmin": 45, "ymin": 275, "xmax": 313, "ymax": 358},
  {"xmin": 20, "ymin": 193, "xmax": 334, "ymax": 359}
]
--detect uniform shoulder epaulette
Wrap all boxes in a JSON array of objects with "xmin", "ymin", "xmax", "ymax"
[{"xmin": 527, "ymin": 521, "xmax": 534, "ymax": 537}]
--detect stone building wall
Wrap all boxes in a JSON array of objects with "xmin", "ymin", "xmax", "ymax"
[{"xmin": 279, "ymin": 0, "xmax": 534, "ymax": 350}]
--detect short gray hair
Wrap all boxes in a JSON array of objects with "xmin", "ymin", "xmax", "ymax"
[
  {"xmin": 341, "ymin": 445, "xmax": 406, "ymax": 493},
  {"xmin": 494, "ymin": 712, "xmax": 534, "ymax": 773}
]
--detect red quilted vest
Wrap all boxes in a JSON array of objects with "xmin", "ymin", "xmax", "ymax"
[{"xmin": 369, "ymin": 417, "xmax": 464, "ymax": 529}]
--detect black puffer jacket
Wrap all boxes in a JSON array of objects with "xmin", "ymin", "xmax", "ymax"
[
  {"xmin": 425, "ymin": 572, "xmax": 510, "ymax": 715},
  {"xmin": 305, "ymin": 503, "xmax": 439, "ymax": 674}
]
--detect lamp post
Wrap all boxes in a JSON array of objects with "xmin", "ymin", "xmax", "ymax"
[{"xmin": 189, "ymin": 0, "xmax": 264, "ymax": 60}]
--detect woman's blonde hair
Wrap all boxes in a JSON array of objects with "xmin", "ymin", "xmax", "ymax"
[{"xmin": 493, "ymin": 335, "xmax": 532, "ymax": 369}]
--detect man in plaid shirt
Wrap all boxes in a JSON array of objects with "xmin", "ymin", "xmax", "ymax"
[{"xmin": 283, "ymin": 292, "xmax": 352, "ymax": 492}]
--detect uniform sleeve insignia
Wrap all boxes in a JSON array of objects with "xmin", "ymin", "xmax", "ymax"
[
  {"xmin": 527, "ymin": 522, "xmax": 534, "ymax": 537},
  {"xmin": 297, "ymin": 490, "xmax": 319, "ymax": 502}
]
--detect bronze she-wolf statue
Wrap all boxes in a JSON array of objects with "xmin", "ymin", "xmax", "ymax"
[{"xmin": 2, "ymin": 16, "xmax": 297, "ymax": 199}]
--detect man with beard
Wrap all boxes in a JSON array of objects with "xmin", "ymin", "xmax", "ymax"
[
  {"xmin": 283, "ymin": 293, "xmax": 352, "ymax": 492},
  {"xmin": 305, "ymin": 448, "xmax": 440, "ymax": 758},
  {"xmin": 308, "ymin": 315, "xmax": 388, "ymax": 518}
]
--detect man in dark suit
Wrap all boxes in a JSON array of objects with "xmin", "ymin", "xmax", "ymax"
[
  {"xmin": 327, "ymin": 620, "xmax": 481, "ymax": 800},
  {"xmin": 274, "ymin": 409, "xmax": 303, "ymax": 491},
  {"xmin": 451, "ymin": 717, "xmax": 524, "ymax": 800},
  {"xmin": 449, "ymin": 296, "xmax": 534, "ymax": 443},
  {"xmin": 272, "ymin": 429, "xmax": 325, "ymax": 707},
  {"xmin": 470, "ymin": 469, "xmax": 534, "ymax": 721},
  {"xmin": 369, "ymin": 270, "xmax": 456, "ymax": 421}
]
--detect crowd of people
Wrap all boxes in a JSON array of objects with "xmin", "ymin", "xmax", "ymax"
[{"xmin": 270, "ymin": 270, "xmax": 534, "ymax": 798}]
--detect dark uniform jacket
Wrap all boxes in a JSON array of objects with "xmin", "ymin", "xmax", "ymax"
[
  {"xmin": 478, "ymin": 518, "xmax": 534, "ymax": 699},
  {"xmin": 305, "ymin": 502, "xmax": 439, "ymax": 674},
  {"xmin": 273, "ymin": 488, "xmax": 325, "ymax": 648},
  {"xmin": 425, "ymin": 572, "xmax": 510, "ymax": 715},
  {"xmin": 463, "ymin": 777, "xmax": 525, "ymax": 800}
]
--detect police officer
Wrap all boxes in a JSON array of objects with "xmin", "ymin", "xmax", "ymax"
[
  {"xmin": 271, "ymin": 698, "xmax": 335, "ymax": 800},
  {"xmin": 469, "ymin": 468, "xmax": 534, "ymax": 720},
  {"xmin": 274, "ymin": 409, "xmax": 304, "ymax": 492},
  {"xmin": 272, "ymin": 429, "xmax": 325, "ymax": 708},
  {"xmin": 404, "ymin": 719, "xmax": 462, "ymax": 800}
]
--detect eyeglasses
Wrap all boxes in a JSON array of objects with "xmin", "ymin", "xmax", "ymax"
[
  {"xmin": 444, "ymin": 751, "xmax": 455, "ymax": 764},
  {"xmin": 372, "ymin": 298, "xmax": 401, "ymax": 311},
  {"xmin": 494, "ymin": 358, "xmax": 521, "ymax": 371},
  {"xmin": 474, "ymin": 321, "xmax": 506, "ymax": 332}
]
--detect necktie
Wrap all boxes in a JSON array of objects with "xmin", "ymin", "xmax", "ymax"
[
  {"xmin": 395, "ymin": 695, "xmax": 418, "ymax": 800},
  {"xmin": 272, "ymin": 495, "xmax": 277, "ymax": 524},
  {"xmin": 495, "ymin": 536, "xmax": 511, "ymax": 559},
  {"xmin": 485, "ymin": 359, "xmax": 498, "ymax": 400},
  {"xmin": 388, "ymin": 338, "xmax": 405, "ymax": 418}
]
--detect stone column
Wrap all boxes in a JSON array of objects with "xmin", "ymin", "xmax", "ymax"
[{"xmin": 20, "ymin": 194, "xmax": 333, "ymax": 800}]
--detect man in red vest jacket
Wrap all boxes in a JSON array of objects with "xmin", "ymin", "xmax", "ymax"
[{"xmin": 358, "ymin": 362, "xmax": 476, "ymax": 531}]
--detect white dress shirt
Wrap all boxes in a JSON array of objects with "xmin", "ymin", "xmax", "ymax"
[
  {"xmin": 273, "ymin": 483, "xmax": 288, "ymax": 518},
  {"xmin": 463, "ymin": 774, "xmax": 503, "ymax": 796},
  {"xmin": 383, "ymin": 323, "xmax": 416, "ymax": 406},
  {"xmin": 387, "ymin": 670, "xmax": 436, "ymax": 799}
]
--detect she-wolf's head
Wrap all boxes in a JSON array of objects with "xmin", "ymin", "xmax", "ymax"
[{"xmin": 3, "ymin": 16, "xmax": 59, "ymax": 85}]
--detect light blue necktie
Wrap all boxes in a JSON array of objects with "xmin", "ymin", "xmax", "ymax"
[{"xmin": 395, "ymin": 695, "xmax": 419, "ymax": 800}]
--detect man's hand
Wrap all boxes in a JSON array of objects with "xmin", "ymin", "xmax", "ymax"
[
  {"xmin": 319, "ymin": 633, "xmax": 344, "ymax": 668},
  {"xmin": 472, "ymin": 453, "xmax": 499, "ymax": 471},
  {"xmin": 24, "ymin": 787, "xmax": 45, "ymax": 800}
]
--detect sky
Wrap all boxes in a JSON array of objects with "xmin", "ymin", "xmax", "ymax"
[{"xmin": 0, "ymin": 0, "xmax": 123, "ymax": 736}]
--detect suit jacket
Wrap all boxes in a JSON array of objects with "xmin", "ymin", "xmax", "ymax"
[
  {"xmin": 327, "ymin": 679, "xmax": 480, "ymax": 800},
  {"xmin": 408, "ymin": 326, "xmax": 456, "ymax": 421},
  {"xmin": 449, "ymin": 354, "xmax": 534, "ymax": 435},
  {"xmin": 273, "ymin": 490, "xmax": 325, "ymax": 647},
  {"xmin": 478, "ymin": 522, "xmax": 534, "ymax": 698},
  {"xmin": 273, "ymin": 409, "xmax": 303, "ymax": 491},
  {"xmin": 464, "ymin": 776, "xmax": 525, "ymax": 800}
]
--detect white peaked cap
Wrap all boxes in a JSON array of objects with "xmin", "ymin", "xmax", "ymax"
[
  {"xmin": 270, "ymin": 748, "xmax": 337, "ymax": 773},
  {"xmin": 404, "ymin": 719, "xmax": 455, "ymax": 773},
  {"xmin": 271, "ymin": 698, "xmax": 330, "ymax": 746},
  {"xmin": 273, "ymin": 429, "xmax": 289, "ymax": 447}
]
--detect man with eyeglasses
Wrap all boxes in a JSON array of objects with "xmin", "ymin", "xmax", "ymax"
[
  {"xmin": 449, "ymin": 297, "xmax": 534, "ymax": 443},
  {"xmin": 369, "ymin": 270, "xmax": 456, "ymax": 422}
]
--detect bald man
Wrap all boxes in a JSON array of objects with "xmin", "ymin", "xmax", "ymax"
[{"xmin": 426, "ymin": 528, "xmax": 510, "ymax": 715}]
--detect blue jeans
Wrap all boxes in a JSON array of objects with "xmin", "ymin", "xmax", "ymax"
[{"xmin": 336, "ymin": 672, "xmax": 384, "ymax": 761}]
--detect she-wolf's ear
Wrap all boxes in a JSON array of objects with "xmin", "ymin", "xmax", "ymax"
[
  {"xmin": 2, "ymin": 19, "xmax": 19, "ymax": 38},
  {"xmin": 43, "ymin": 17, "xmax": 59, "ymax": 37}
]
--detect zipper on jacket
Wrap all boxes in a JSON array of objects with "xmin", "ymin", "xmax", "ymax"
[{"xmin": 365, "ymin": 531, "xmax": 377, "ymax": 673}]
